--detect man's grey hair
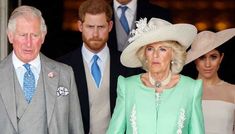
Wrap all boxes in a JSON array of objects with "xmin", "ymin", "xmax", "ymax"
[{"xmin": 7, "ymin": 5, "xmax": 47, "ymax": 33}]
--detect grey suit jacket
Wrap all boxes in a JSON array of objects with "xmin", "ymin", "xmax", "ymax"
[{"xmin": 0, "ymin": 52, "xmax": 84, "ymax": 134}]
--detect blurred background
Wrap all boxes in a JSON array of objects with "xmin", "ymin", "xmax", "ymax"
[
  {"xmin": 62, "ymin": 0, "xmax": 235, "ymax": 32},
  {"xmin": 3, "ymin": 0, "xmax": 235, "ymax": 83},
  {"xmin": 6, "ymin": 0, "xmax": 235, "ymax": 57}
]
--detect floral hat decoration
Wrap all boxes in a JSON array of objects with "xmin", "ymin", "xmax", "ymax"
[
  {"xmin": 120, "ymin": 17, "xmax": 197, "ymax": 68},
  {"xmin": 185, "ymin": 28, "xmax": 235, "ymax": 65}
]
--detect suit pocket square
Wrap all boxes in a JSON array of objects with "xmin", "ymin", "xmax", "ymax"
[{"xmin": 57, "ymin": 86, "xmax": 69, "ymax": 97}]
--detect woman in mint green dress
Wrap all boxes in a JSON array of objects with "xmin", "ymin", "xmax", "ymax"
[{"xmin": 106, "ymin": 18, "xmax": 205, "ymax": 134}]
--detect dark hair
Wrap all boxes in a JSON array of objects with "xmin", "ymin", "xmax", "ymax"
[
  {"xmin": 78, "ymin": 0, "xmax": 113, "ymax": 22},
  {"xmin": 215, "ymin": 44, "xmax": 225, "ymax": 55}
]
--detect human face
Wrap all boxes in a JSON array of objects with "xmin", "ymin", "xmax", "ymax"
[
  {"xmin": 145, "ymin": 42, "xmax": 173, "ymax": 74},
  {"xmin": 116, "ymin": 0, "xmax": 132, "ymax": 5},
  {"xmin": 7, "ymin": 16, "xmax": 46, "ymax": 63},
  {"xmin": 78, "ymin": 13, "xmax": 113, "ymax": 53},
  {"xmin": 195, "ymin": 49, "xmax": 223, "ymax": 79}
]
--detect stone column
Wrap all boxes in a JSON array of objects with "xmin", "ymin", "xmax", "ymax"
[{"xmin": 0, "ymin": 0, "xmax": 8, "ymax": 60}]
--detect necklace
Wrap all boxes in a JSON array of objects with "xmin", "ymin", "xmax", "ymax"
[{"xmin": 148, "ymin": 72, "xmax": 172, "ymax": 88}]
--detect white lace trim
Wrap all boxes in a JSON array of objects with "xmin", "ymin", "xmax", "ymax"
[
  {"xmin": 155, "ymin": 93, "xmax": 161, "ymax": 107},
  {"xmin": 129, "ymin": 100, "xmax": 186, "ymax": 134},
  {"xmin": 177, "ymin": 108, "xmax": 186, "ymax": 134},
  {"xmin": 130, "ymin": 104, "xmax": 138, "ymax": 134}
]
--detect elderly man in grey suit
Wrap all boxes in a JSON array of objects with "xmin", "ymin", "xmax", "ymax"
[{"xmin": 0, "ymin": 5, "xmax": 84, "ymax": 134}]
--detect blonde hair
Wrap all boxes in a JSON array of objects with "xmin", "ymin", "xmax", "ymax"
[{"xmin": 137, "ymin": 41, "xmax": 187, "ymax": 74}]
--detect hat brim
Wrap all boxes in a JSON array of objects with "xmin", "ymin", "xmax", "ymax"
[
  {"xmin": 185, "ymin": 28, "xmax": 235, "ymax": 65},
  {"xmin": 121, "ymin": 24, "xmax": 197, "ymax": 68}
]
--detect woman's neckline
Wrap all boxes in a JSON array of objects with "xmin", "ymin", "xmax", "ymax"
[{"xmin": 139, "ymin": 73, "xmax": 181, "ymax": 93}]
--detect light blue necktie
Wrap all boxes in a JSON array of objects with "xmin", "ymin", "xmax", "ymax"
[
  {"xmin": 91, "ymin": 55, "xmax": 101, "ymax": 87},
  {"xmin": 23, "ymin": 63, "xmax": 36, "ymax": 103},
  {"xmin": 119, "ymin": 6, "xmax": 130, "ymax": 34}
]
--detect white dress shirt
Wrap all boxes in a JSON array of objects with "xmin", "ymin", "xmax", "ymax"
[
  {"xmin": 82, "ymin": 43, "xmax": 110, "ymax": 87},
  {"xmin": 12, "ymin": 51, "xmax": 41, "ymax": 89}
]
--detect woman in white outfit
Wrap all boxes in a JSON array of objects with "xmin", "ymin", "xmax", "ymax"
[{"xmin": 185, "ymin": 28, "xmax": 235, "ymax": 134}]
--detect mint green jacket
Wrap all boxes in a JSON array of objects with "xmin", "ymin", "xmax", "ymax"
[{"xmin": 107, "ymin": 74, "xmax": 204, "ymax": 134}]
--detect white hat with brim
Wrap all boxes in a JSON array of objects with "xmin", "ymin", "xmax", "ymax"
[
  {"xmin": 185, "ymin": 28, "xmax": 235, "ymax": 65},
  {"xmin": 120, "ymin": 18, "xmax": 197, "ymax": 68}
]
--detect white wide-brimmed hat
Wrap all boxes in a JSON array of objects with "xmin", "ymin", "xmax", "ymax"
[
  {"xmin": 185, "ymin": 28, "xmax": 235, "ymax": 65},
  {"xmin": 120, "ymin": 18, "xmax": 197, "ymax": 68}
]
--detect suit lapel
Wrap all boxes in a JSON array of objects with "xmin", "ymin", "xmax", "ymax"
[
  {"xmin": 75, "ymin": 48, "xmax": 91, "ymax": 133},
  {"xmin": 40, "ymin": 54, "xmax": 59, "ymax": 126},
  {"xmin": 0, "ymin": 54, "xmax": 17, "ymax": 131},
  {"xmin": 58, "ymin": 47, "xmax": 90, "ymax": 134},
  {"xmin": 74, "ymin": 48, "xmax": 89, "ymax": 110}
]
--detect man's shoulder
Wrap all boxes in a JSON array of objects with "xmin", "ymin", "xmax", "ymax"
[
  {"xmin": 41, "ymin": 53, "xmax": 73, "ymax": 71},
  {"xmin": 137, "ymin": 0, "xmax": 172, "ymax": 22},
  {"xmin": 0, "ymin": 53, "xmax": 12, "ymax": 68},
  {"xmin": 138, "ymin": 0, "xmax": 167, "ymax": 10},
  {"xmin": 56, "ymin": 47, "xmax": 82, "ymax": 65}
]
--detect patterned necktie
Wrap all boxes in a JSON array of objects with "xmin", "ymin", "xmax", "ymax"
[
  {"xmin": 91, "ymin": 55, "xmax": 101, "ymax": 88},
  {"xmin": 119, "ymin": 6, "xmax": 130, "ymax": 34},
  {"xmin": 23, "ymin": 63, "xmax": 36, "ymax": 103}
]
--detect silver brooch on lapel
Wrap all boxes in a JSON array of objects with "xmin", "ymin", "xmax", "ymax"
[
  {"xmin": 57, "ymin": 86, "xmax": 69, "ymax": 96},
  {"xmin": 48, "ymin": 72, "xmax": 56, "ymax": 78}
]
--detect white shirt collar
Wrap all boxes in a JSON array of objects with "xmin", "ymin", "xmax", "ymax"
[
  {"xmin": 114, "ymin": 0, "xmax": 137, "ymax": 13},
  {"xmin": 12, "ymin": 51, "xmax": 41, "ymax": 74},
  {"xmin": 82, "ymin": 43, "xmax": 109, "ymax": 65}
]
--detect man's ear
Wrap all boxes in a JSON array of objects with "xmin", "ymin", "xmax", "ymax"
[
  {"xmin": 40, "ymin": 31, "xmax": 47, "ymax": 44},
  {"xmin": 7, "ymin": 31, "xmax": 14, "ymax": 44},
  {"xmin": 108, "ymin": 21, "xmax": 113, "ymax": 32},
  {"xmin": 77, "ymin": 20, "xmax": 83, "ymax": 32}
]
